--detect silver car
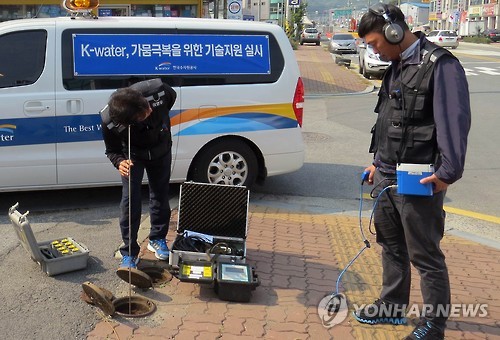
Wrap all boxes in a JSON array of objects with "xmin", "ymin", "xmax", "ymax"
[
  {"xmin": 358, "ymin": 43, "xmax": 391, "ymax": 79},
  {"xmin": 329, "ymin": 33, "xmax": 357, "ymax": 54},
  {"xmin": 426, "ymin": 30, "xmax": 459, "ymax": 49}
]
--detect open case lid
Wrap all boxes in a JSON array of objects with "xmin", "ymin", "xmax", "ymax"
[
  {"xmin": 8, "ymin": 203, "xmax": 44, "ymax": 262},
  {"xmin": 177, "ymin": 182, "xmax": 249, "ymax": 239}
]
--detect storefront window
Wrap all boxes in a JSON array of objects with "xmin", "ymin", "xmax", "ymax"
[
  {"xmin": 131, "ymin": 5, "xmax": 197, "ymax": 17},
  {"xmin": 0, "ymin": 5, "xmax": 67, "ymax": 21},
  {"xmin": 0, "ymin": 4, "xmax": 197, "ymax": 21}
]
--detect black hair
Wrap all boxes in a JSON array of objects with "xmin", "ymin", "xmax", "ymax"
[
  {"xmin": 358, "ymin": 3, "xmax": 409, "ymax": 38},
  {"xmin": 107, "ymin": 87, "xmax": 149, "ymax": 126}
]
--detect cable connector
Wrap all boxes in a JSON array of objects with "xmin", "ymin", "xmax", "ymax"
[
  {"xmin": 363, "ymin": 239, "xmax": 371, "ymax": 248},
  {"xmin": 361, "ymin": 170, "xmax": 370, "ymax": 184}
]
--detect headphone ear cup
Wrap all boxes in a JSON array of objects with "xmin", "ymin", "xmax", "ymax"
[{"xmin": 384, "ymin": 22, "xmax": 404, "ymax": 44}]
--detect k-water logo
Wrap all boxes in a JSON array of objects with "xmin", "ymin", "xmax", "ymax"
[
  {"xmin": 156, "ymin": 61, "xmax": 171, "ymax": 71},
  {"xmin": 0, "ymin": 124, "xmax": 15, "ymax": 143}
]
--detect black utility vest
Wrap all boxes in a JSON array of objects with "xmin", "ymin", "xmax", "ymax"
[{"xmin": 369, "ymin": 40, "xmax": 455, "ymax": 166}]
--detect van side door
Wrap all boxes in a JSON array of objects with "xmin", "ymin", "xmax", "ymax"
[{"xmin": 0, "ymin": 27, "xmax": 56, "ymax": 190}]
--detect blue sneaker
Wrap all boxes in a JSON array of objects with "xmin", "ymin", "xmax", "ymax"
[
  {"xmin": 147, "ymin": 239, "xmax": 170, "ymax": 260},
  {"xmin": 119, "ymin": 255, "xmax": 139, "ymax": 269}
]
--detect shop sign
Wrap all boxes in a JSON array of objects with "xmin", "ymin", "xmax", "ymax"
[
  {"xmin": 468, "ymin": 6, "xmax": 481, "ymax": 17},
  {"xmin": 482, "ymin": 4, "xmax": 496, "ymax": 16}
]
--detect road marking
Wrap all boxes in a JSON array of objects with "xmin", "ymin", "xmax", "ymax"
[
  {"xmin": 474, "ymin": 66, "xmax": 500, "ymax": 75},
  {"xmin": 463, "ymin": 68, "xmax": 478, "ymax": 76},
  {"xmin": 454, "ymin": 49, "xmax": 500, "ymax": 57},
  {"xmin": 362, "ymin": 193, "xmax": 500, "ymax": 224},
  {"xmin": 443, "ymin": 206, "xmax": 500, "ymax": 224}
]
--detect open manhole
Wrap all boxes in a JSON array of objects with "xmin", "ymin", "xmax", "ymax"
[
  {"xmin": 82, "ymin": 281, "xmax": 156, "ymax": 318},
  {"xmin": 140, "ymin": 266, "xmax": 173, "ymax": 286},
  {"xmin": 113, "ymin": 296, "xmax": 156, "ymax": 318}
]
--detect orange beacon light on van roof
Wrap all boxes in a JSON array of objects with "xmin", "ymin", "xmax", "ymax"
[{"xmin": 62, "ymin": 0, "xmax": 100, "ymax": 11}]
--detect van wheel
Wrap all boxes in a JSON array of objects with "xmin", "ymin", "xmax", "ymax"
[{"xmin": 190, "ymin": 139, "xmax": 258, "ymax": 187}]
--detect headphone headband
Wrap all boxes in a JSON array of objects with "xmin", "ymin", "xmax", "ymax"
[
  {"xmin": 368, "ymin": 3, "xmax": 404, "ymax": 45},
  {"xmin": 369, "ymin": 3, "xmax": 392, "ymax": 23}
]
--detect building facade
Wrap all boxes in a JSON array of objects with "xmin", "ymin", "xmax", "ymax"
[
  {"xmin": 428, "ymin": 0, "xmax": 499, "ymax": 35},
  {"xmin": 0, "ymin": 0, "xmax": 204, "ymax": 21},
  {"xmin": 400, "ymin": 2, "xmax": 430, "ymax": 28}
]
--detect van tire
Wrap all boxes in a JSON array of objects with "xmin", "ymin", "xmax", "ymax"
[{"xmin": 190, "ymin": 139, "xmax": 258, "ymax": 187}]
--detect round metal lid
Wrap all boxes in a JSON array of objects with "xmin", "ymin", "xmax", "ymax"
[
  {"xmin": 81, "ymin": 281, "xmax": 115, "ymax": 316},
  {"xmin": 115, "ymin": 267, "xmax": 153, "ymax": 289}
]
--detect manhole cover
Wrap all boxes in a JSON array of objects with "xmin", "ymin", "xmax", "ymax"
[{"xmin": 302, "ymin": 132, "xmax": 333, "ymax": 142}]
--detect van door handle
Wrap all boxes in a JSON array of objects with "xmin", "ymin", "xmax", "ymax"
[
  {"xmin": 24, "ymin": 105, "xmax": 50, "ymax": 112},
  {"xmin": 66, "ymin": 99, "xmax": 83, "ymax": 114},
  {"xmin": 24, "ymin": 101, "xmax": 50, "ymax": 113}
]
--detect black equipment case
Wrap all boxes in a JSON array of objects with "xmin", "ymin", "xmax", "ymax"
[{"xmin": 169, "ymin": 182, "xmax": 259, "ymax": 302}]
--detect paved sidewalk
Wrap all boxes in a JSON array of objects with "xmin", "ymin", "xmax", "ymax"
[
  {"xmin": 86, "ymin": 45, "xmax": 500, "ymax": 340},
  {"xmin": 295, "ymin": 44, "xmax": 372, "ymax": 96}
]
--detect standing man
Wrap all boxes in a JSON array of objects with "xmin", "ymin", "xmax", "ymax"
[
  {"xmin": 354, "ymin": 4, "xmax": 471, "ymax": 340},
  {"xmin": 101, "ymin": 79, "xmax": 177, "ymax": 269}
]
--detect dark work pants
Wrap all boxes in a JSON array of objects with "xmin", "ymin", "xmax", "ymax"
[
  {"xmin": 373, "ymin": 169, "xmax": 450, "ymax": 330},
  {"xmin": 119, "ymin": 153, "xmax": 171, "ymax": 257}
]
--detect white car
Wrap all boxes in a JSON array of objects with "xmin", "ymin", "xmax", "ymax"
[
  {"xmin": 358, "ymin": 43, "xmax": 391, "ymax": 79},
  {"xmin": 426, "ymin": 30, "xmax": 459, "ymax": 49}
]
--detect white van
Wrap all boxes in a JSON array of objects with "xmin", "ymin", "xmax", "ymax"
[{"xmin": 0, "ymin": 15, "xmax": 304, "ymax": 191}]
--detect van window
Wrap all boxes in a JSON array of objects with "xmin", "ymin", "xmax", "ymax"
[
  {"xmin": 0, "ymin": 30, "xmax": 47, "ymax": 89},
  {"xmin": 61, "ymin": 28, "xmax": 284, "ymax": 90}
]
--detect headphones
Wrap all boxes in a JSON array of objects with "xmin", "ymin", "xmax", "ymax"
[{"xmin": 369, "ymin": 3, "xmax": 404, "ymax": 45}]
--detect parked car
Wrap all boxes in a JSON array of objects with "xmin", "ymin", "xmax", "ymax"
[
  {"xmin": 358, "ymin": 43, "xmax": 391, "ymax": 79},
  {"xmin": 300, "ymin": 28, "xmax": 321, "ymax": 46},
  {"xmin": 426, "ymin": 30, "xmax": 459, "ymax": 49},
  {"xmin": 412, "ymin": 25, "xmax": 431, "ymax": 35},
  {"xmin": 328, "ymin": 33, "xmax": 357, "ymax": 54},
  {"xmin": 483, "ymin": 29, "xmax": 500, "ymax": 42}
]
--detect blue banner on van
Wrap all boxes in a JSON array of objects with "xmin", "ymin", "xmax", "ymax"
[{"xmin": 72, "ymin": 34, "xmax": 271, "ymax": 76}]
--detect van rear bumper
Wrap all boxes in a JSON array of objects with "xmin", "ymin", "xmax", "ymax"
[{"xmin": 264, "ymin": 150, "xmax": 305, "ymax": 178}]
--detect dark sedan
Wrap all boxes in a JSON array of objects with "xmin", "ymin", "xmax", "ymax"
[{"xmin": 484, "ymin": 29, "xmax": 500, "ymax": 42}]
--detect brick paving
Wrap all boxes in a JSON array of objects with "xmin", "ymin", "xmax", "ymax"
[
  {"xmin": 86, "ymin": 44, "xmax": 500, "ymax": 340},
  {"xmin": 295, "ymin": 44, "xmax": 371, "ymax": 95}
]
